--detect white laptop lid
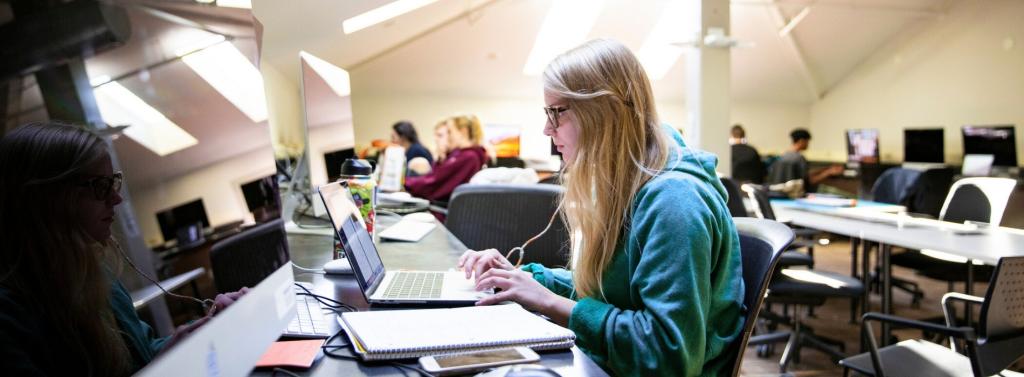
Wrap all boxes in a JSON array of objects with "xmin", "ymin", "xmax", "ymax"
[
  {"xmin": 137, "ymin": 265, "xmax": 296, "ymax": 377},
  {"xmin": 962, "ymin": 154, "xmax": 995, "ymax": 176}
]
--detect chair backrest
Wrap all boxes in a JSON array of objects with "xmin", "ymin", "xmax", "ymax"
[
  {"xmin": 209, "ymin": 218, "xmax": 289, "ymax": 293},
  {"xmin": 740, "ymin": 183, "xmax": 777, "ymax": 221},
  {"xmin": 939, "ymin": 177, "xmax": 1017, "ymax": 225},
  {"xmin": 731, "ymin": 144, "xmax": 765, "ymax": 184},
  {"xmin": 973, "ymin": 256, "xmax": 1024, "ymax": 376},
  {"xmin": 445, "ymin": 183, "xmax": 570, "ymax": 267},
  {"xmin": 720, "ymin": 177, "xmax": 749, "ymax": 217},
  {"xmin": 870, "ymin": 167, "xmax": 921, "ymax": 204},
  {"xmin": 725, "ymin": 218, "xmax": 795, "ymax": 377},
  {"xmin": 904, "ymin": 167, "xmax": 955, "ymax": 217}
]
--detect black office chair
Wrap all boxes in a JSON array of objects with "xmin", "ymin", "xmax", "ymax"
[
  {"xmin": 209, "ymin": 218, "xmax": 290, "ymax": 293},
  {"xmin": 722, "ymin": 218, "xmax": 793, "ymax": 376},
  {"xmin": 741, "ymin": 184, "xmax": 815, "ymax": 268},
  {"xmin": 839, "ymin": 256, "xmax": 1024, "ymax": 377},
  {"xmin": 867, "ymin": 168, "xmax": 926, "ymax": 306},
  {"xmin": 721, "ymin": 177, "xmax": 749, "ymax": 218},
  {"xmin": 445, "ymin": 183, "xmax": 570, "ymax": 268}
]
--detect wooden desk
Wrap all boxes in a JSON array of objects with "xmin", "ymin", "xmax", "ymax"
[{"xmin": 261, "ymin": 216, "xmax": 606, "ymax": 376}]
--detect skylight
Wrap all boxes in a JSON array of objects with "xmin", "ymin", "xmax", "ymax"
[
  {"xmin": 299, "ymin": 51, "xmax": 351, "ymax": 97},
  {"xmin": 93, "ymin": 81, "xmax": 198, "ymax": 156},
  {"xmin": 177, "ymin": 35, "xmax": 268, "ymax": 123},
  {"xmin": 343, "ymin": 0, "xmax": 438, "ymax": 34},
  {"xmin": 636, "ymin": 0, "xmax": 695, "ymax": 80},
  {"xmin": 522, "ymin": 0, "xmax": 604, "ymax": 76}
]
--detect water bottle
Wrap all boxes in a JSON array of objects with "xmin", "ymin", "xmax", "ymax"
[{"xmin": 340, "ymin": 158, "xmax": 377, "ymax": 233}]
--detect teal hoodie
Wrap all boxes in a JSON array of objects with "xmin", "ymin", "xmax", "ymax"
[{"xmin": 522, "ymin": 126, "xmax": 744, "ymax": 376}]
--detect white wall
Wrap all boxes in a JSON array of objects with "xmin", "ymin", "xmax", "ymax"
[
  {"xmin": 351, "ymin": 94, "xmax": 808, "ymax": 166},
  {"xmin": 130, "ymin": 146, "xmax": 276, "ymax": 246},
  {"xmin": 807, "ymin": 0, "xmax": 1024, "ymax": 165}
]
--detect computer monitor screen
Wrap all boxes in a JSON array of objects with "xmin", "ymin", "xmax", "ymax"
[
  {"xmin": 962, "ymin": 125, "xmax": 1018, "ymax": 167},
  {"xmin": 240, "ymin": 175, "xmax": 280, "ymax": 212},
  {"xmin": 904, "ymin": 128, "xmax": 944, "ymax": 163},
  {"xmin": 846, "ymin": 129, "xmax": 880, "ymax": 163},
  {"xmin": 156, "ymin": 199, "xmax": 210, "ymax": 242},
  {"xmin": 323, "ymin": 148, "xmax": 355, "ymax": 182}
]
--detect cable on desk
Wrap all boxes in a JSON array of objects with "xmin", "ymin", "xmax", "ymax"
[
  {"xmin": 321, "ymin": 327, "xmax": 433, "ymax": 377},
  {"xmin": 291, "ymin": 262, "xmax": 325, "ymax": 274},
  {"xmin": 271, "ymin": 367, "xmax": 302, "ymax": 377},
  {"xmin": 293, "ymin": 283, "xmax": 357, "ymax": 313}
]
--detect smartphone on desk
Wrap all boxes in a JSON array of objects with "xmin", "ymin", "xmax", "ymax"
[{"xmin": 418, "ymin": 347, "xmax": 540, "ymax": 376}]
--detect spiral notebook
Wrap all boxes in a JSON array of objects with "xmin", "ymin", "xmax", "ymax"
[{"xmin": 338, "ymin": 304, "xmax": 576, "ymax": 360}]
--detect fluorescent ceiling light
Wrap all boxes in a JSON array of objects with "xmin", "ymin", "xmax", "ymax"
[
  {"xmin": 522, "ymin": 0, "xmax": 604, "ymax": 76},
  {"xmin": 778, "ymin": 6, "xmax": 811, "ymax": 37},
  {"xmin": 637, "ymin": 0, "xmax": 694, "ymax": 80},
  {"xmin": 299, "ymin": 51, "xmax": 351, "ymax": 97},
  {"xmin": 216, "ymin": 0, "xmax": 251, "ymax": 9},
  {"xmin": 178, "ymin": 36, "xmax": 268, "ymax": 123},
  {"xmin": 343, "ymin": 0, "xmax": 438, "ymax": 34},
  {"xmin": 93, "ymin": 81, "xmax": 198, "ymax": 156}
]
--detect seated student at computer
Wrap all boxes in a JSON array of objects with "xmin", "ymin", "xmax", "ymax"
[
  {"xmin": 729, "ymin": 124, "xmax": 765, "ymax": 184},
  {"xmin": 390, "ymin": 120, "xmax": 433, "ymax": 176},
  {"xmin": 766, "ymin": 128, "xmax": 844, "ymax": 192},
  {"xmin": 404, "ymin": 114, "xmax": 487, "ymax": 202},
  {"xmin": 458, "ymin": 39, "xmax": 744, "ymax": 376},
  {"xmin": 0, "ymin": 122, "xmax": 245, "ymax": 376}
]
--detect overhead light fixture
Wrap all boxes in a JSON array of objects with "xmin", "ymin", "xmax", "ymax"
[
  {"xmin": 778, "ymin": 6, "xmax": 811, "ymax": 37},
  {"xmin": 342, "ymin": 0, "xmax": 438, "ymax": 34},
  {"xmin": 216, "ymin": 0, "xmax": 251, "ymax": 8},
  {"xmin": 637, "ymin": 0, "xmax": 694, "ymax": 80},
  {"xmin": 299, "ymin": 51, "xmax": 351, "ymax": 97},
  {"xmin": 177, "ymin": 34, "xmax": 268, "ymax": 123},
  {"xmin": 522, "ymin": 0, "xmax": 605, "ymax": 76},
  {"xmin": 93, "ymin": 81, "xmax": 198, "ymax": 156}
]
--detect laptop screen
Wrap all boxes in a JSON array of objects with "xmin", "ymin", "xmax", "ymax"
[{"xmin": 320, "ymin": 182, "xmax": 385, "ymax": 291}]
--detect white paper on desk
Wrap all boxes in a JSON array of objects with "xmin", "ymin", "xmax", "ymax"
[
  {"xmin": 378, "ymin": 192, "xmax": 430, "ymax": 205},
  {"xmin": 378, "ymin": 220, "xmax": 436, "ymax": 242}
]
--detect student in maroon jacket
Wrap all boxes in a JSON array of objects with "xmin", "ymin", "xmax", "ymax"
[{"xmin": 405, "ymin": 114, "xmax": 488, "ymax": 202}]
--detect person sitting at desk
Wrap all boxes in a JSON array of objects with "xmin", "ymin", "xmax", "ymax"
[
  {"xmin": 458, "ymin": 39, "xmax": 744, "ymax": 377},
  {"xmin": 766, "ymin": 128, "xmax": 844, "ymax": 194},
  {"xmin": 730, "ymin": 124, "xmax": 765, "ymax": 184},
  {"xmin": 405, "ymin": 114, "xmax": 488, "ymax": 202},
  {"xmin": 390, "ymin": 120, "xmax": 433, "ymax": 176},
  {"xmin": 0, "ymin": 122, "xmax": 245, "ymax": 376}
]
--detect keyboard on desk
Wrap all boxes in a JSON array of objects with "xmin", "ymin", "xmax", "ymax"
[
  {"xmin": 382, "ymin": 271, "xmax": 444, "ymax": 299},
  {"xmin": 282, "ymin": 283, "xmax": 331, "ymax": 339}
]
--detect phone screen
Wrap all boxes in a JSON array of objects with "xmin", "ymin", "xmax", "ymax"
[{"xmin": 436, "ymin": 349, "xmax": 526, "ymax": 368}]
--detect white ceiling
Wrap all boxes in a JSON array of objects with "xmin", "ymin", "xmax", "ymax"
[{"xmin": 8, "ymin": 0, "xmax": 955, "ymax": 188}]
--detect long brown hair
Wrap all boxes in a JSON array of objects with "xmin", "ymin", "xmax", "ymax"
[
  {"xmin": 543, "ymin": 39, "xmax": 670, "ymax": 299},
  {"xmin": 0, "ymin": 122, "xmax": 133, "ymax": 376}
]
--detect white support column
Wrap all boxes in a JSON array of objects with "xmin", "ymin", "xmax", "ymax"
[{"xmin": 685, "ymin": 0, "xmax": 732, "ymax": 174}]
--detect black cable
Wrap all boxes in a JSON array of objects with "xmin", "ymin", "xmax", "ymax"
[
  {"xmin": 270, "ymin": 367, "xmax": 302, "ymax": 377},
  {"xmin": 320, "ymin": 328, "xmax": 433, "ymax": 377},
  {"xmin": 293, "ymin": 283, "xmax": 357, "ymax": 312}
]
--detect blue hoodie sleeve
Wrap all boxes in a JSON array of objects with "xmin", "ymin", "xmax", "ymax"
[
  {"xmin": 521, "ymin": 263, "xmax": 576, "ymax": 299},
  {"xmin": 570, "ymin": 176, "xmax": 740, "ymax": 376}
]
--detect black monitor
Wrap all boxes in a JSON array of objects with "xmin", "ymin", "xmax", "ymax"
[
  {"xmin": 324, "ymin": 148, "xmax": 356, "ymax": 182},
  {"xmin": 962, "ymin": 125, "xmax": 1017, "ymax": 167},
  {"xmin": 240, "ymin": 175, "xmax": 280, "ymax": 212},
  {"xmin": 156, "ymin": 199, "xmax": 210, "ymax": 243},
  {"xmin": 845, "ymin": 128, "xmax": 880, "ymax": 164},
  {"xmin": 904, "ymin": 128, "xmax": 944, "ymax": 163}
]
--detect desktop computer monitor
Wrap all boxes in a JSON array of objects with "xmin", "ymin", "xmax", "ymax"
[
  {"xmin": 156, "ymin": 199, "xmax": 211, "ymax": 243},
  {"xmin": 846, "ymin": 128, "xmax": 880, "ymax": 164},
  {"xmin": 240, "ymin": 175, "xmax": 280, "ymax": 212},
  {"xmin": 962, "ymin": 125, "xmax": 1018, "ymax": 167},
  {"xmin": 324, "ymin": 148, "xmax": 355, "ymax": 183},
  {"xmin": 904, "ymin": 128, "xmax": 944, "ymax": 163}
]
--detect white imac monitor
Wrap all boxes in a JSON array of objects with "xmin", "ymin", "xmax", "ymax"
[{"xmin": 299, "ymin": 51, "xmax": 355, "ymax": 217}]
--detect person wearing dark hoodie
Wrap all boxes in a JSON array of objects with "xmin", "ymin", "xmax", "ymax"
[
  {"xmin": 458, "ymin": 39, "xmax": 744, "ymax": 376},
  {"xmin": 404, "ymin": 114, "xmax": 488, "ymax": 202}
]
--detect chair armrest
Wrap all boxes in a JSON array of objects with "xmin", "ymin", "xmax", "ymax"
[
  {"xmin": 129, "ymin": 267, "xmax": 206, "ymax": 310},
  {"xmin": 860, "ymin": 312, "xmax": 976, "ymax": 377},
  {"xmin": 940, "ymin": 292, "xmax": 985, "ymax": 352}
]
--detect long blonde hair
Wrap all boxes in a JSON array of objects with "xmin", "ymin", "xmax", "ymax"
[
  {"xmin": 543, "ymin": 39, "xmax": 669, "ymax": 299},
  {"xmin": 447, "ymin": 114, "xmax": 484, "ymax": 146},
  {"xmin": 0, "ymin": 122, "xmax": 133, "ymax": 376}
]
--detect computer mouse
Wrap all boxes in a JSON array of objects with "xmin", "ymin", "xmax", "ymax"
[
  {"xmin": 323, "ymin": 258, "xmax": 353, "ymax": 275},
  {"xmin": 404, "ymin": 212, "xmax": 436, "ymax": 223}
]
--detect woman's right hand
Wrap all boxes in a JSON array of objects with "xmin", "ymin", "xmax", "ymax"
[{"xmin": 457, "ymin": 249, "xmax": 514, "ymax": 281}]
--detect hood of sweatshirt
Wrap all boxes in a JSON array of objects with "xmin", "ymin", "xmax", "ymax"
[{"xmin": 661, "ymin": 125, "xmax": 728, "ymax": 201}]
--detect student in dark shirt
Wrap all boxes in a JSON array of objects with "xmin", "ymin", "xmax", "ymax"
[
  {"xmin": 390, "ymin": 121, "xmax": 433, "ymax": 176},
  {"xmin": 766, "ymin": 128, "xmax": 844, "ymax": 192},
  {"xmin": 0, "ymin": 122, "xmax": 244, "ymax": 376},
  {"xmin": 729, "ymin": 124, "xmax": 765, "ymax": 184},
  {"xmin": 405, "ymin": 114, "xmax": 487, "ymax": 202}
]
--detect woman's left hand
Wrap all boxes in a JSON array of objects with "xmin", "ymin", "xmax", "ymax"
[
  {"xmin": 475, "ymin": 269, "xmax": 568, "ymax": 314},
  {"xmin": 209, "ymin": 287, "xmax": 249, "ymax": 316}
]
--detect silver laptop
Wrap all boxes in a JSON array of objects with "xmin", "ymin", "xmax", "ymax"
[
  {"xmin": 319, "ymin": 181, "xmax": 489, "ymax": 305},
  {"xmin": 962, "ymin": 154, "xmax": 995, "ymax": 176}
]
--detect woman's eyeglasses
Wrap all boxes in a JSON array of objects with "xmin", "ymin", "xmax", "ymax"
[
  {"xmin": 78, "ymin": 172, "xmax": 123, "ymax": 200},
  {"xmin": 543, "ymin": 105, "xmax": 570, "ymax": 131}
]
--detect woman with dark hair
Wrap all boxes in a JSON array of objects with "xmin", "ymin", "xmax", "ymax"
[
  {"xmin": 390, "ymin": 121, "xmax": 433, "ymax": 175},
  {"xmin": 0, "ymin": 122, "xmax": 243, "ymax": 376}
]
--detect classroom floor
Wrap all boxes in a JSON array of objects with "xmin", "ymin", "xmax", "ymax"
[{"xmin": 287, "ymin": 233, "xmax": 1020, "ymax": 376}]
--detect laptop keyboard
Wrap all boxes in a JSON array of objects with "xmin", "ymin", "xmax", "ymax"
[
  {"xmin": 382, "ymin": 271, "xmax": 444, "ymax": 299},
  {"xmin": 283, "ymin": 283, "xmax": 330, "ymax": 338}
]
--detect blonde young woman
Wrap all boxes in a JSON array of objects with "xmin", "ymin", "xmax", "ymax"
[
  {"xmin": 458, "ymin": 39, "xmax": 744, "ymax": 376},
  {"xmin": 0, "ymin": 122, "xmax": 244, "ymax": 376},
  {"xmin": 405, "ymin": 114, "xmax": 488, "ymax": 202}
]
